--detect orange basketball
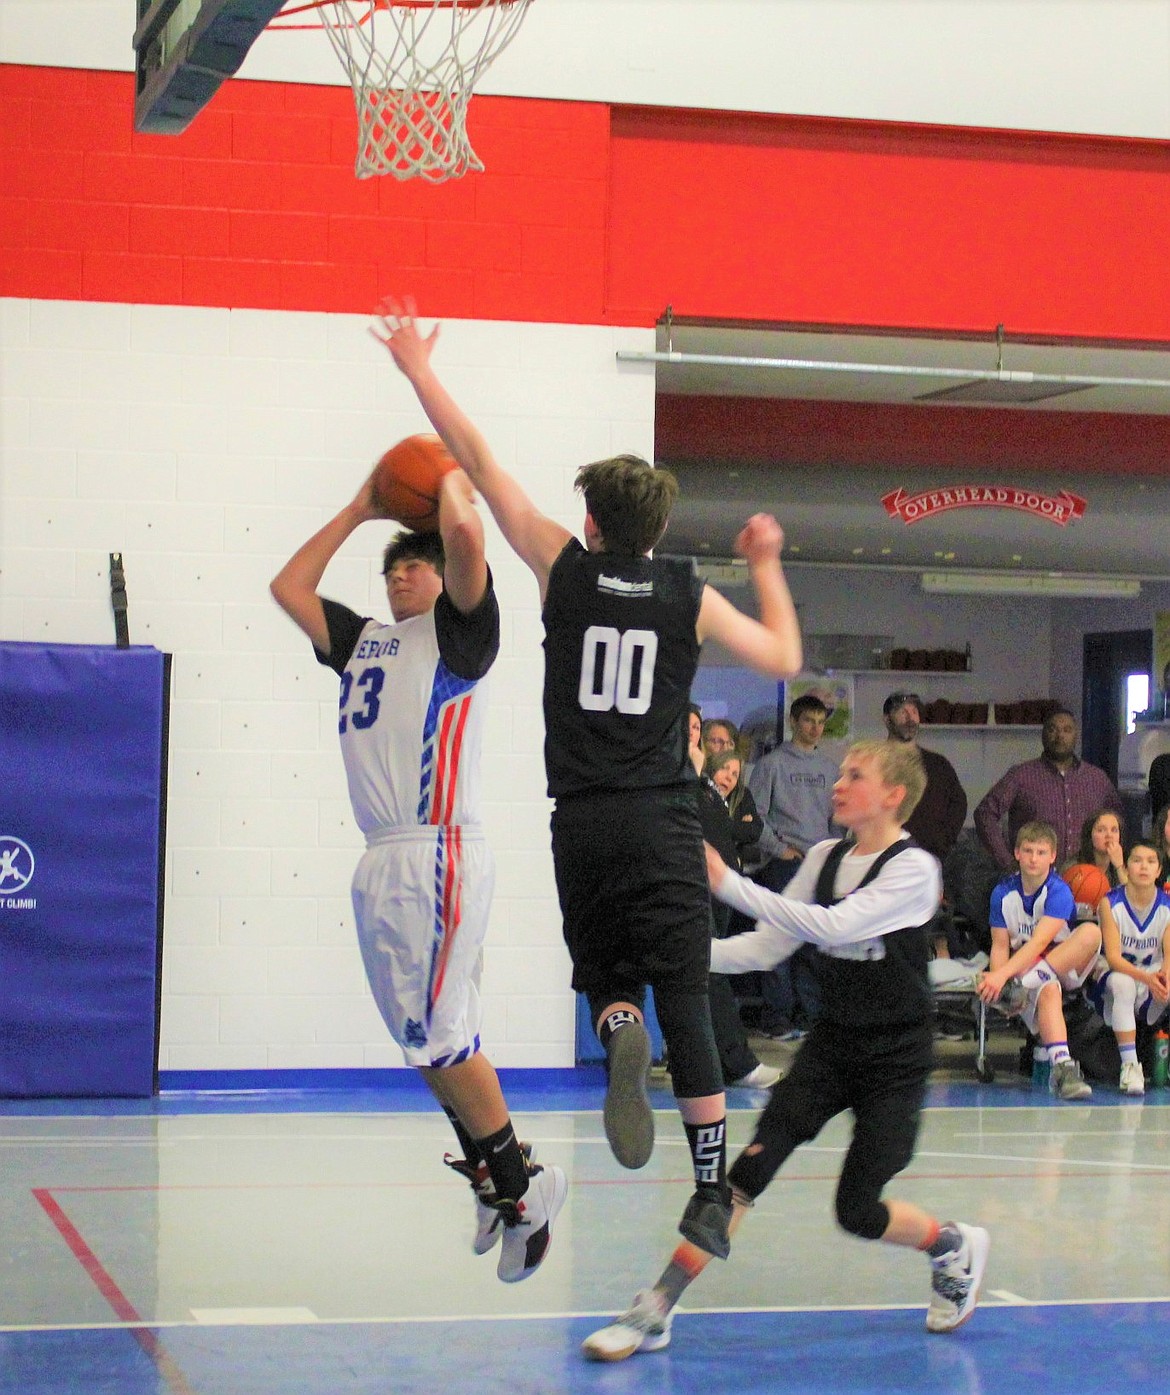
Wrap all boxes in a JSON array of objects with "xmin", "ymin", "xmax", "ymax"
[
  {"xmin": 372, "ymin": 434, "xmax": 458, "ymax": 531},
  {"xmin": 1062, "ymin": 863, "xmax": 1112, "ymax": 917}
]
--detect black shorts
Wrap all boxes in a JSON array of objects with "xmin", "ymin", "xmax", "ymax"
[{"xmin": 550, "ymin": 787, "xmax": 711, "ymax": 999}]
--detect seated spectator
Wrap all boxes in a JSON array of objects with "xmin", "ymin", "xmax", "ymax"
[
  {"xmin": 977, "ymin": 820, "xmax": 1101, "ymax": 1101},
  {"xmin": 1069, "ymin": 808, "xmax": 1128, "ymax": 897},
  {"xmin": 1088, "ymin": 839, "xmax": 1170, "ymax": 1097}
]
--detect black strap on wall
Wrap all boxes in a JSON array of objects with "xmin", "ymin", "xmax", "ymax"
[{"xmin": 109, "ymin": 552, "xmax": 129, "ymax": 648}]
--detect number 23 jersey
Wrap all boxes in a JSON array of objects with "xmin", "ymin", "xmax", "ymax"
[
  {"xmin": 542, "ymin": 539, "xmax": 703, "ymax": 799},
  {"xmin": 316, "ymin": 586, "xmax": 499, "ymax": 835}
]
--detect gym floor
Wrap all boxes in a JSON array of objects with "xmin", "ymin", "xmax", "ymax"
[{"xmin": 2, "ymin": 1036, "xmax": 1169, "ymax": 1395}]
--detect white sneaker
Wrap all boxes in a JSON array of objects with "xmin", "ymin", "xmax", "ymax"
[
  {"xmin": 729, "ymin": 1063, "xmax": 782, "ymax": 1089},
  {"xmin": 1120, "ymin": 1060, "xmax": 1145, "ymax": 1097},
  {"xmin": 495, "ymin": 1163, "xmax": 568, "ymax": 1283},
  {"xmin": 926, "ymin": 1223, "xmax": 990, "ymax": 1333},
  {"xmin": 581, "ymin": 1291, "xmax": 673, "ymax": 1361},
  {"xmin": 444, "ymin": 1143, "xmax": 535, "ymax": 1255}
]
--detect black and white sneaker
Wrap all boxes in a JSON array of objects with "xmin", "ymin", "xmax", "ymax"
[
  {"xmin": 492, "ymin": 1163, "xmax": 568, "ymax": 1283},
  {"xmin": 926, "ymin": 1223, "xmax": 990, "ymax": 1333},
  {"xmin": 444, "ymin": 1142, "xmax": 535, "ymax": 1256}
]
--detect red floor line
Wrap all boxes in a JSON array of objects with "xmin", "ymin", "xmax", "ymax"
[{"xmin": 31, "ymin": 1188, "xmax": 199, "ymax": 1395}]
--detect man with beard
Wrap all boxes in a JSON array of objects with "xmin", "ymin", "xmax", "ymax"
[
  {"xmin": 974, "ymin": 708, "xmax": 1123, "ymax": 872},
  {"xmin": 882, "ymin": 692, "xmax": 967, "ymax": 866}
]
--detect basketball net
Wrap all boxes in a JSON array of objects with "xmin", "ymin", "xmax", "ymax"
[{"xmin": 276, "ymin": 0, "xmax": 535, "ymax": 182}]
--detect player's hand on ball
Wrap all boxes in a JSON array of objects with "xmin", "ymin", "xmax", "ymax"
[{"xmin": 734, "ymin": 514, "xmax": 784, "ymax": 565}]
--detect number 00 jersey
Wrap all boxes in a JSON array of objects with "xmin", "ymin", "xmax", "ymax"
[
  {"xmin": 316, "ymin": 587, "xmax": 499, "ymax": 835},
  {"xmin": 542, "ymin": 539, "xmax": 703, "ymax": 799}
]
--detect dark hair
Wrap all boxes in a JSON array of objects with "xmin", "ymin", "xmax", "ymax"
[
  {"xmin": 382, "ymin": 529, "xmax": 444, "ymax": 577},
  {"xmin": 1074, "ymin": 808, "xmax": 1125, "ymax": 887},
  {"xmin": 1128, "ymin": 836, "xmax": 1162, "ymax": 862},
  {"xmin": 790, "ymin": 693, "xmax": 828, "ymax": 720},
  {"xmin": 688, "ymin": 701, "xmax": 703, "ymax": 721},
  {"xmin": 882, "ymin": 691, "xmax": 922, "ymax": 717},
  {"xmin": 575, "ymin": 455, "xmax": 678, "ymax": 556},
  {"xmin": 1042, "ymin": 706, "xmax": 1076, "ymax": 731}
]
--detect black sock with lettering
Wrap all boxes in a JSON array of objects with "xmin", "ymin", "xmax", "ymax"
[
  {"xmin": 684, "ymin": 1118, "xmax": 727, "ymax": 1197},
  {"xmin": 443, "ymin": 1106, "xmax": 483, "ymax": 1170},
  {"xmin": 476, "ymin": 1121, "xmax": 529, "ymax": 1202}
]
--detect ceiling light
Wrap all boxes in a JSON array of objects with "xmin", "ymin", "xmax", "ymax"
[{"xmin": 921, "ymin": 570, "xmax": 1141, "ymax": 599}]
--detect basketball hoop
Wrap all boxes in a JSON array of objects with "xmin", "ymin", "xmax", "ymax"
[{"xmin": 276, "ymin": 0, "xmax": 535, "ymax": 182}]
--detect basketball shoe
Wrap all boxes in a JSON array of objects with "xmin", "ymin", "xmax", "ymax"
[
  {"xmin": 581, "ymin": 1290, "xmax": 673, "ymax": 1361},
  {"xmin": 1120, "ymin": 1059, "xmax": 1145, "ymax": 1096},
  {"xmin": 926, "ymin": 1222, "xmax": 990, "ymax": 1333},
  {"xmin": 491, "ymin": 1162, "xmax": 568, "ymax": 1283},
  {"xmin": 603, "ymin": 1021, "xmax": 654, "ymax": 1169},
  {"xmin": 444, "ymin": 1142, "xmax": 535, "ymax": 1255},
  {"xmin": 1050, "ymin": 1057, "xmax": 1092, "ymax": 1100}
]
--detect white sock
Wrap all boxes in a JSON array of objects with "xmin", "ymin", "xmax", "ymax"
[
  {"xmin": 1120, "ymin": 1043, "xmax": 1139, "ymax": 1064},
  {"xmin": 1048, "ymin": 1040, "xmax": 1071, "ymax": 1065}
]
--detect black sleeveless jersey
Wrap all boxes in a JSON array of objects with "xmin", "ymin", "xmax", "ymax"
[
  {"xmin": 542, "ymin": 539, "xmax": 704, "ymax": 799},
  {"xmin": 810, "ymin": 838, "xmax": 933, "ymax": 1028}
]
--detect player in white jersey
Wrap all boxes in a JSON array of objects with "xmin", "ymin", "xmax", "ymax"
[
  {"xmin": 1089, "ymin": 838, "xmax": 1170, "ymax": 1096},
  {"xmin": 271, "ymin": 461, "xmax": 565, "ymax": 1283},
  {"xmin": 978, "ymin": 820, "xmax": 1100, "ymax": 1100}
]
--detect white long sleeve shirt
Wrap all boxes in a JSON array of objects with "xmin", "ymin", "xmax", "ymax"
[{"xmin": 710, "ymin": 835, "xmax": 941, "ymax": 974}]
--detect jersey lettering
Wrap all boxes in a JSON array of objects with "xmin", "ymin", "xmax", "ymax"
[{"xmin": 577, "ymin": 625, "xmax": 659, "ymax": 715}]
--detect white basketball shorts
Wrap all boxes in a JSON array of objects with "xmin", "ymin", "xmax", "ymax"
[{"xmin": 351, "ymin": 825, "xmax": 494, "ymax": 1068}]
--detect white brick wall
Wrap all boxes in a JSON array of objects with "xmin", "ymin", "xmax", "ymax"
[{"xmin": 0, "ymin": 298, "xmax": 658, "ymax": 1071}]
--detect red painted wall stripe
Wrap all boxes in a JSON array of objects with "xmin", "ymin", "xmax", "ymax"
[
  {"xmin": 3, "ymin": 65, "xmax": 1170, "ymax": 345},
  {"xmin": 605, "ymin": 106, "xmax": 1170, "ymax": 339},
  {"xmin": 0, "ymin": 66, "xmax": 612, "ymax": 321}
]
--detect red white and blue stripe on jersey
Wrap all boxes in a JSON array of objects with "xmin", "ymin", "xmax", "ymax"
[
  {"xmin": 419, "ymin": 665, "xmax": 479, "ymax": 1055},
  {"xmin": 416, "ymin": 664, "xmax": 477, "ymax": 826}
]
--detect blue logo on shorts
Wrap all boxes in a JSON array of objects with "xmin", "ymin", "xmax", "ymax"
[{"xmin": 404, "ymin": 1018, "xmax": 428, "ymax": 1048}]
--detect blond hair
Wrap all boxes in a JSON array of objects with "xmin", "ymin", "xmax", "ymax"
[
  {"xmin": 846, "ymin": 738, "xmax": 926, "ymax": 823},
  {"xmin": 1015, "ymin": 820, "xmax": 1058, "ymax": 854}
]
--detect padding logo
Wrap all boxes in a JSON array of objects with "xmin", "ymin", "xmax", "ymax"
[{"xmin": 0, "ymin": 836, "xmax": 35, "ymax": 894}]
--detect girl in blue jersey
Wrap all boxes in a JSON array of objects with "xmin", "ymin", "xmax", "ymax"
[
  {"xmin": 978, "ymin": 820, "xmax": 1101, "ymax": 1100},
  {"xmin": 1091, "ymin": 839, "xmax": 1170, "ymax": 1096}
]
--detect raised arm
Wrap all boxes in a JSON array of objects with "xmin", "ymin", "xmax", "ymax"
[
  {"xmin": 437, "ymin": 468, "xmax": 488, "ymax": 615},
  {"xmin": 696, "ymin": 514, "xmax": 802, "ymax": 677},
  {"xmin": 371, "ymin": 297, "xmax": 571, "ymax": 596},
  {"xmin": 270, "ymin": 473, "xmax": 382, "ymax": 655}
]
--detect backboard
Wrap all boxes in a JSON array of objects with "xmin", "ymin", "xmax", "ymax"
[{"xmin": 133, "ymin": 0, "xmax": 286, "ymax": 134}]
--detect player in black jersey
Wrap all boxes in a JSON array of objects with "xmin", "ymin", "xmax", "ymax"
[{"xmin": 374, "ymin": 296, "xmax": 802, "ymax": 1263}]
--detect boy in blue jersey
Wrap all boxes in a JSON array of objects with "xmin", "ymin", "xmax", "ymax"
[
  {"xmin": 1090, "ymin": 838, "xmax": 1170, "ymax": 1096},
  {"xmin": 977, "ymin": 820, "xmax": 1101, "ymax": 1100}
]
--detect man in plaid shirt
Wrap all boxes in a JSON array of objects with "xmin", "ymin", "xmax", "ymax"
[{"xmin": 974, "ymin": 708, "xmax": 1123, "ymax": 872}]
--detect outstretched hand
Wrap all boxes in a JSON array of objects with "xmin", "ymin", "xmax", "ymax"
[
  {"xmin": 370, "ymin": 295, "xmax": 440, "ymax": 380},
  {"xmin": 734, "ymin": 513, "xmax": 784, "ymax": 566}
]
